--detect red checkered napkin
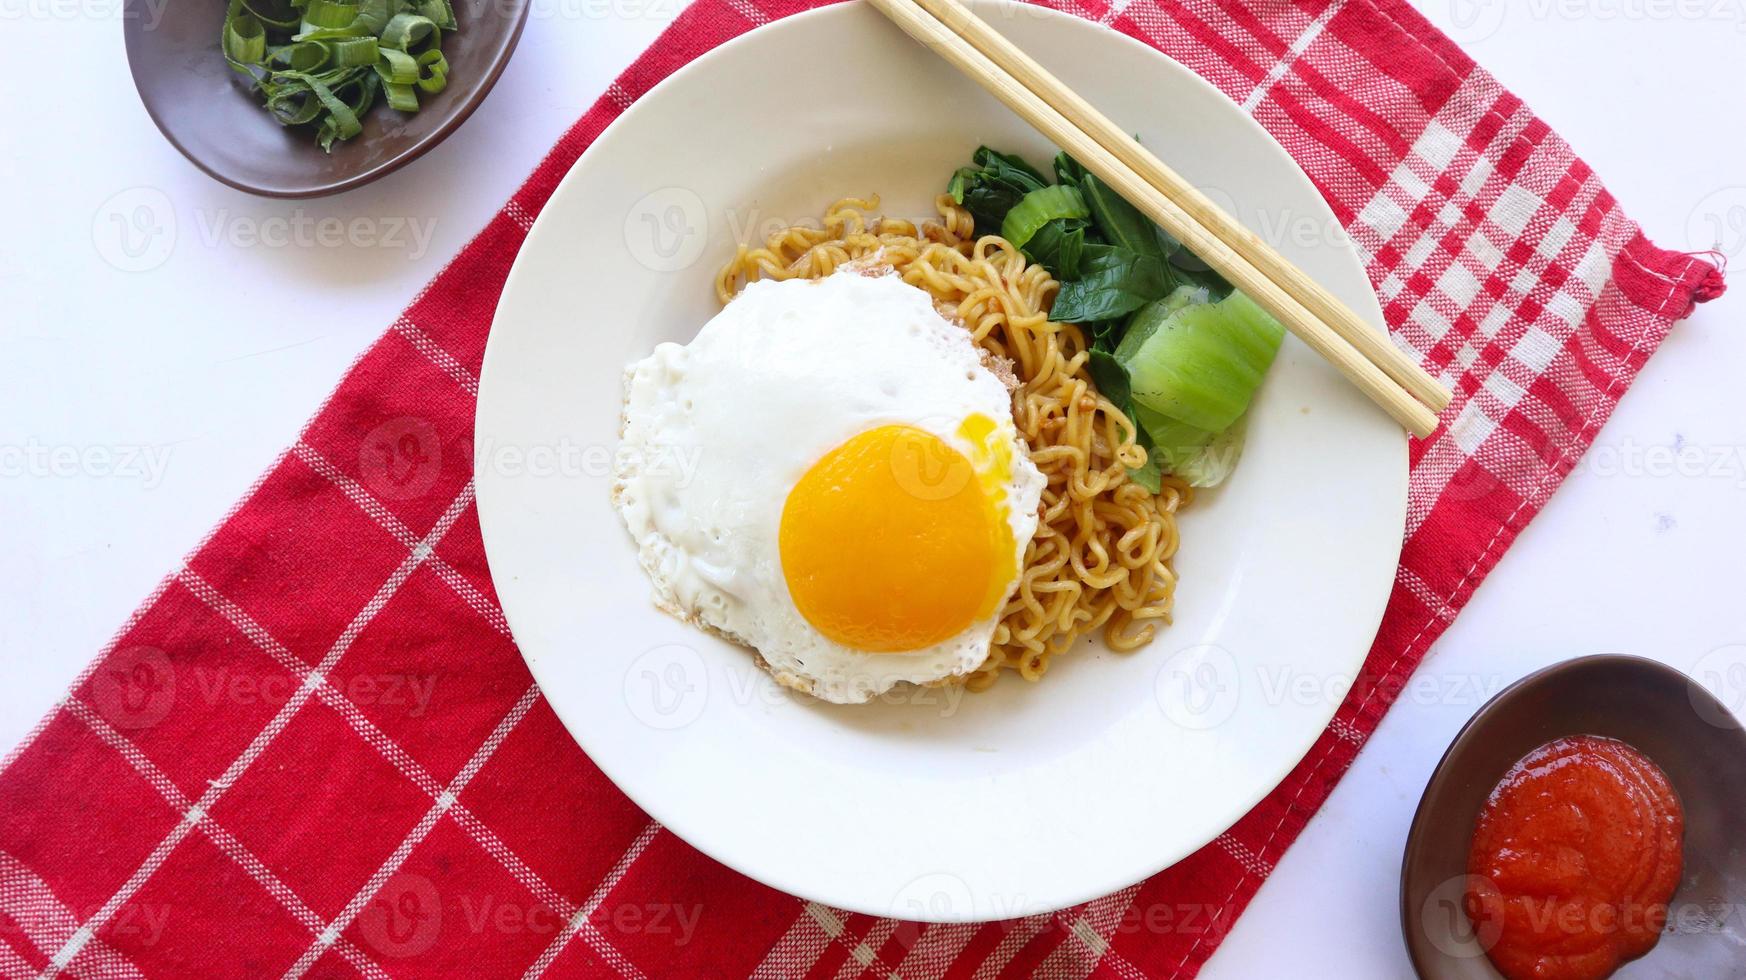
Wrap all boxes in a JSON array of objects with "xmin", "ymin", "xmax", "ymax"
[{"xmin": 0, "ymin": 0, "xmax": 1722, "ymax": 976}]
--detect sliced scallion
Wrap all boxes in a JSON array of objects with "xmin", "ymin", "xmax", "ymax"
[{"xmin": 221, "ymin": 0, "xmax": 458, "ymax": 152}]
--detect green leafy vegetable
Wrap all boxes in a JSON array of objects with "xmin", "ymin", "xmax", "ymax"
[
  {"xmin": 223, "ymin": 7, "xmax": 267, "ymax": 64},
  {"xmin": 1087, "ymin": 348, "xmax": 1131, "ymax": 413},
  {"xmin": 943, "ymin": 147, "xmax": 1288, "ymax": 489},
  {"xmin": 999, "ymin": 185, "xmax": 1088, "ymax": 251},
  {"xmin": 1166, "ymin": 245, "xmax": 1235, "ymax": 298},
  {"xmin": 221, "ymin": 0, "xmax": 456, "ymax": 151},
  {"xmin": 1110, "ymin": 287, "xmax": 1280, "ymax": 488},
  {"xmin": 1053, "ymin": 151, "xmax": 1089, "ymax": 187},
  {"xmin": 1136, "ymin": 405, "xmax": 1250, "ymax": 488},
  {"xmin": 1127, "ymin": 421, "xmax": 1163, "ymax": 493},
  {"xmin": 1050, "ymin": 245, "xmax": 1175, "ymax": 323},
  {"xmin": 1119, "ymin": 290, "xmax": 1286, "ymax": 432},
  {"xmin": 947, "ymin": 146, "xmax": 1050, "ymax": 231},
  {"xmin": 1112, "ymin": 285, "xmax": 1207, "ymax": 361},
  {"xmin": 1132, "ymin": 404, "xmax": 1215, "ymax": 472},
  {"xmin": 1022, "ymin": 218, "xmax": 1088, "ymax": 280},
  {"xmin": 1079, "ymin": 172, "xmax": 1166, "ymax": 263}
]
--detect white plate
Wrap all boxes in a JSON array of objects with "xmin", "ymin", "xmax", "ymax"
[{"xmin": 477, "ymin": 0, "xmax": 1407, "ymax": 921}]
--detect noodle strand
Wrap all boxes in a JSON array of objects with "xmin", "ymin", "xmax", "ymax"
[{"xmin": 716, "ymin": 194, "xmax": 1190, "ymax": 689}]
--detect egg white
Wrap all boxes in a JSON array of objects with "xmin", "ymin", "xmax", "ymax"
[{"xmin": 612, "ymin": 270, "xmax": 1045, "ymax": 704}]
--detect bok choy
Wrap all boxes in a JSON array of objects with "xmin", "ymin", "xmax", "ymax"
[{"xmin": 945, "ymin": 145, "xmax": 1286, "ymax": 488}]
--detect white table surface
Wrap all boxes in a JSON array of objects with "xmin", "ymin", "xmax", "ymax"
[{"xmin": 2, "ymin": 0, "xmax": 1741, "ymax": 975}]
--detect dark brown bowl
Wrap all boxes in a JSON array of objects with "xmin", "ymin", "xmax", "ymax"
[
  {"xmin": 1401, "ymin": 654, "xmax": 1746, "ymax": 978},
  {"xmin": 123, "ymin": 0, "xmax": 529, "ymax": 197}
]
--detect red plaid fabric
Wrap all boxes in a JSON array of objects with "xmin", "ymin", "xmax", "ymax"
[{"xmin": 1, "ymin": 0, "xmax": 1722, "ymax": 976}]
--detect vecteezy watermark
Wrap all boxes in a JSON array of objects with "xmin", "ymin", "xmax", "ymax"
[
  {"xmin": 1115, "ymin": 903, "xmax": 1231, "ymax": 939},
  {"xmin": 887, "ymin": 424, "xmax": 975, "ymax": 502},
  {"xmin": 595, "ymin": 902, "xmax": 703, "ymax": 945},
  {"xmin": 90, "ymin": 659, "xmax": 441, "ymax": 730},
  {"xmin": 93, "ymin": 187, "xmax": 177, "ymax": 273},
  {"xmin": 0, "ymin": 0, "xmax": 169, "ymax": 29},
  {"xmin": 0, "ymin": 899, "xmax": 172, "ymax": 949},
  {"xmin": 192, "ymin": 668, "xmax": 440, "ymax": 717},
  {"xmin": 1430, "ymin": 0, "xmax": 1746, "ymax": 45},
  {"xmin": 356, "ymin": 872, "xmax": 701, "ymax": 958},
  {"xmin": 471, "ymin": 436, "xmax": 704, "ymax": 488},
  {"xmin": 92, "ymin": 187, "xmax": 438, "ymax": 273},
  {"xmin": 1153, "ymin": 644, "xmax": 1242, "ymax": 731},
  {"xmin": 624, "ymin": 643, "xmax": 711, "ymax": 730},
  {"xmin": 1419, "ymin": 875, "xmax": 1506, "ymax": 960},
  {"xmin": 621, "ymin": 642, "xmax": 970, "ymax": 731},
  {"xmin": 361, "ymin": 417, "xmax": 445, "ymax": 502},
  {"xmin": 523, "ymin": 0, "xmax": 680, "ymax": 20},
  {"xmin": 522, "ymin": 0, "xmax": 1056, "ymax": 23},
  {"xmin": 888, "ymin": 873, "xmax": 1048, "ymax": 922},
  {"xmin": 90, "ymin": 646, "xmax": 177, "ymax": 731},
  {"xmin": 455, "ymin": 895, "xmax": 700, "ymax": 944},
  {"xmin": 1431, "ymin": 0, "xmax": 1511, "ymax": 43},
  {"xmin": 1583, "ymin": 437, "xmax": 1746, "ymax": 487},
  {"xmin": 0, "ymin": 440, "xmax": 174, "ymax": 489},
  {"xmin": 889, "ymin": 876, "xmax": 1230, "ymax": 933},
  {"xmin": 1154, "ymin": 646, "xmax": 1509, "ymax": 730},
  {"xmin": 1418, "ymin": 873, "xmax": 1746, "ymax": 959},
  {"xmin": 1258, "ymin": 665, "xmax": 1506, "ymax": 713},
  {"xmin": 191, "ymin": 209, "xmax": 437, "ymax": 259},
  {"xmin": 359, "ymin": 873, "xmax": 444, "ymax": 958},
  {"xmin": 716, "ymin": 207, "xmax": 937, "ymax": 255},
  {"xmin": 1444, "ymin": 437, "xmax": 1746, "ymax": 507},
  {"xmin": 890, "ymin": 873, "xmax": 977, "ymax": 920},
  {"xmin": 624, "ymin": 187, "xmax": 709, "ymax": 273},
  {"xmin": 1689, "ymin": 644, "xmax": 1746, "ymax": 728},
  {"xmin": 621, "ymin": 192, "xmax": 945, "ymax": 274},
  {"xmin": 1688, "ymin": 186, "xmax": 1746, "ymax": 258},
  {"xmin": 1196, "ymin": 187, "xmax": 1353, "ymax": 256}
]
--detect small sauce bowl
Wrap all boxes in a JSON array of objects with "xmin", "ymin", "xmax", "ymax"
[
  {"xmin": 1401, "ymin": 654, "xmax": 1746, "ymax": 978},
  {"xmin": 123, "ymin": 0, "xmax": 530, "ymax": 197}
]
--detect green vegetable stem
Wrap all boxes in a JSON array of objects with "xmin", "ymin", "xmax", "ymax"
[
  {"xmin": 222, "ymin": 0, "xmax": 457, "ymax": 151},
  {"xmin": 944, "ymin": 146, "xmax": 1289, "ymax": 488}
]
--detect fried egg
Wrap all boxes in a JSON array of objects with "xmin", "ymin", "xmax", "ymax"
[{"xmin": 613, "ymin": 269, "xmax": 1045, "ymax": 703}]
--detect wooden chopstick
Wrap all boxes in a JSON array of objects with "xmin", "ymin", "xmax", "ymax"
[
  {"xmin": 913, "ymin": 0, "xmax": 1452, "ymax": 417},
  {"xmin": 866, "ymin": 0, "xmax": 1447, "ymax": 438}
]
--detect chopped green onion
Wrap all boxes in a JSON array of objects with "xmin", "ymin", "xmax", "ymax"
[
  {"xmin": 412, "ymin": 0, "xmax": 456, "ymax": 30},
  {"xmin": 382, "ymin": 81, "xmax": 420, "ymax": 111},
  {"xmin": 280, "ymin": 70, "xmax": 361, "ymax": 146},
  {"xmin": 241, "ymin": 0, "xmax": 300, "ymax": 30},
  {"xmin": 298, "ymin": 0, "xmax": 359, "ymax": 35},
  {"xmin": 221, "ymin": 0, "xmax": 457, "ymax": 152},
  {"xmin": 380, "ymin": 12, "xmax": 438, "ymax": 52},
  {"xmin": 222, "ymin": 8, "xmax": 266, "ymax": 65},
  {"xmin": 415, "ymin": 49, "xmax": 448, "ymax": 93},
  {"xmin": 376, "ymin": 46, "xmax": 419, "ymax": 84},
  {"xmin": 326, "ymin": 37, "xmax": 381, "ymax": 66}
]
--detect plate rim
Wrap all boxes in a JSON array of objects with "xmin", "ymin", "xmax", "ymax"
[{"xmin": 477, "ymin": 0, "xmax": 1408, "ymax": 921}]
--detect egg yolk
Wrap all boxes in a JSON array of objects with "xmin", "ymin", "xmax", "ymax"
[{"xmin": 779, "ymin": 417, "xmax": 1016, "ymax": 653}]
